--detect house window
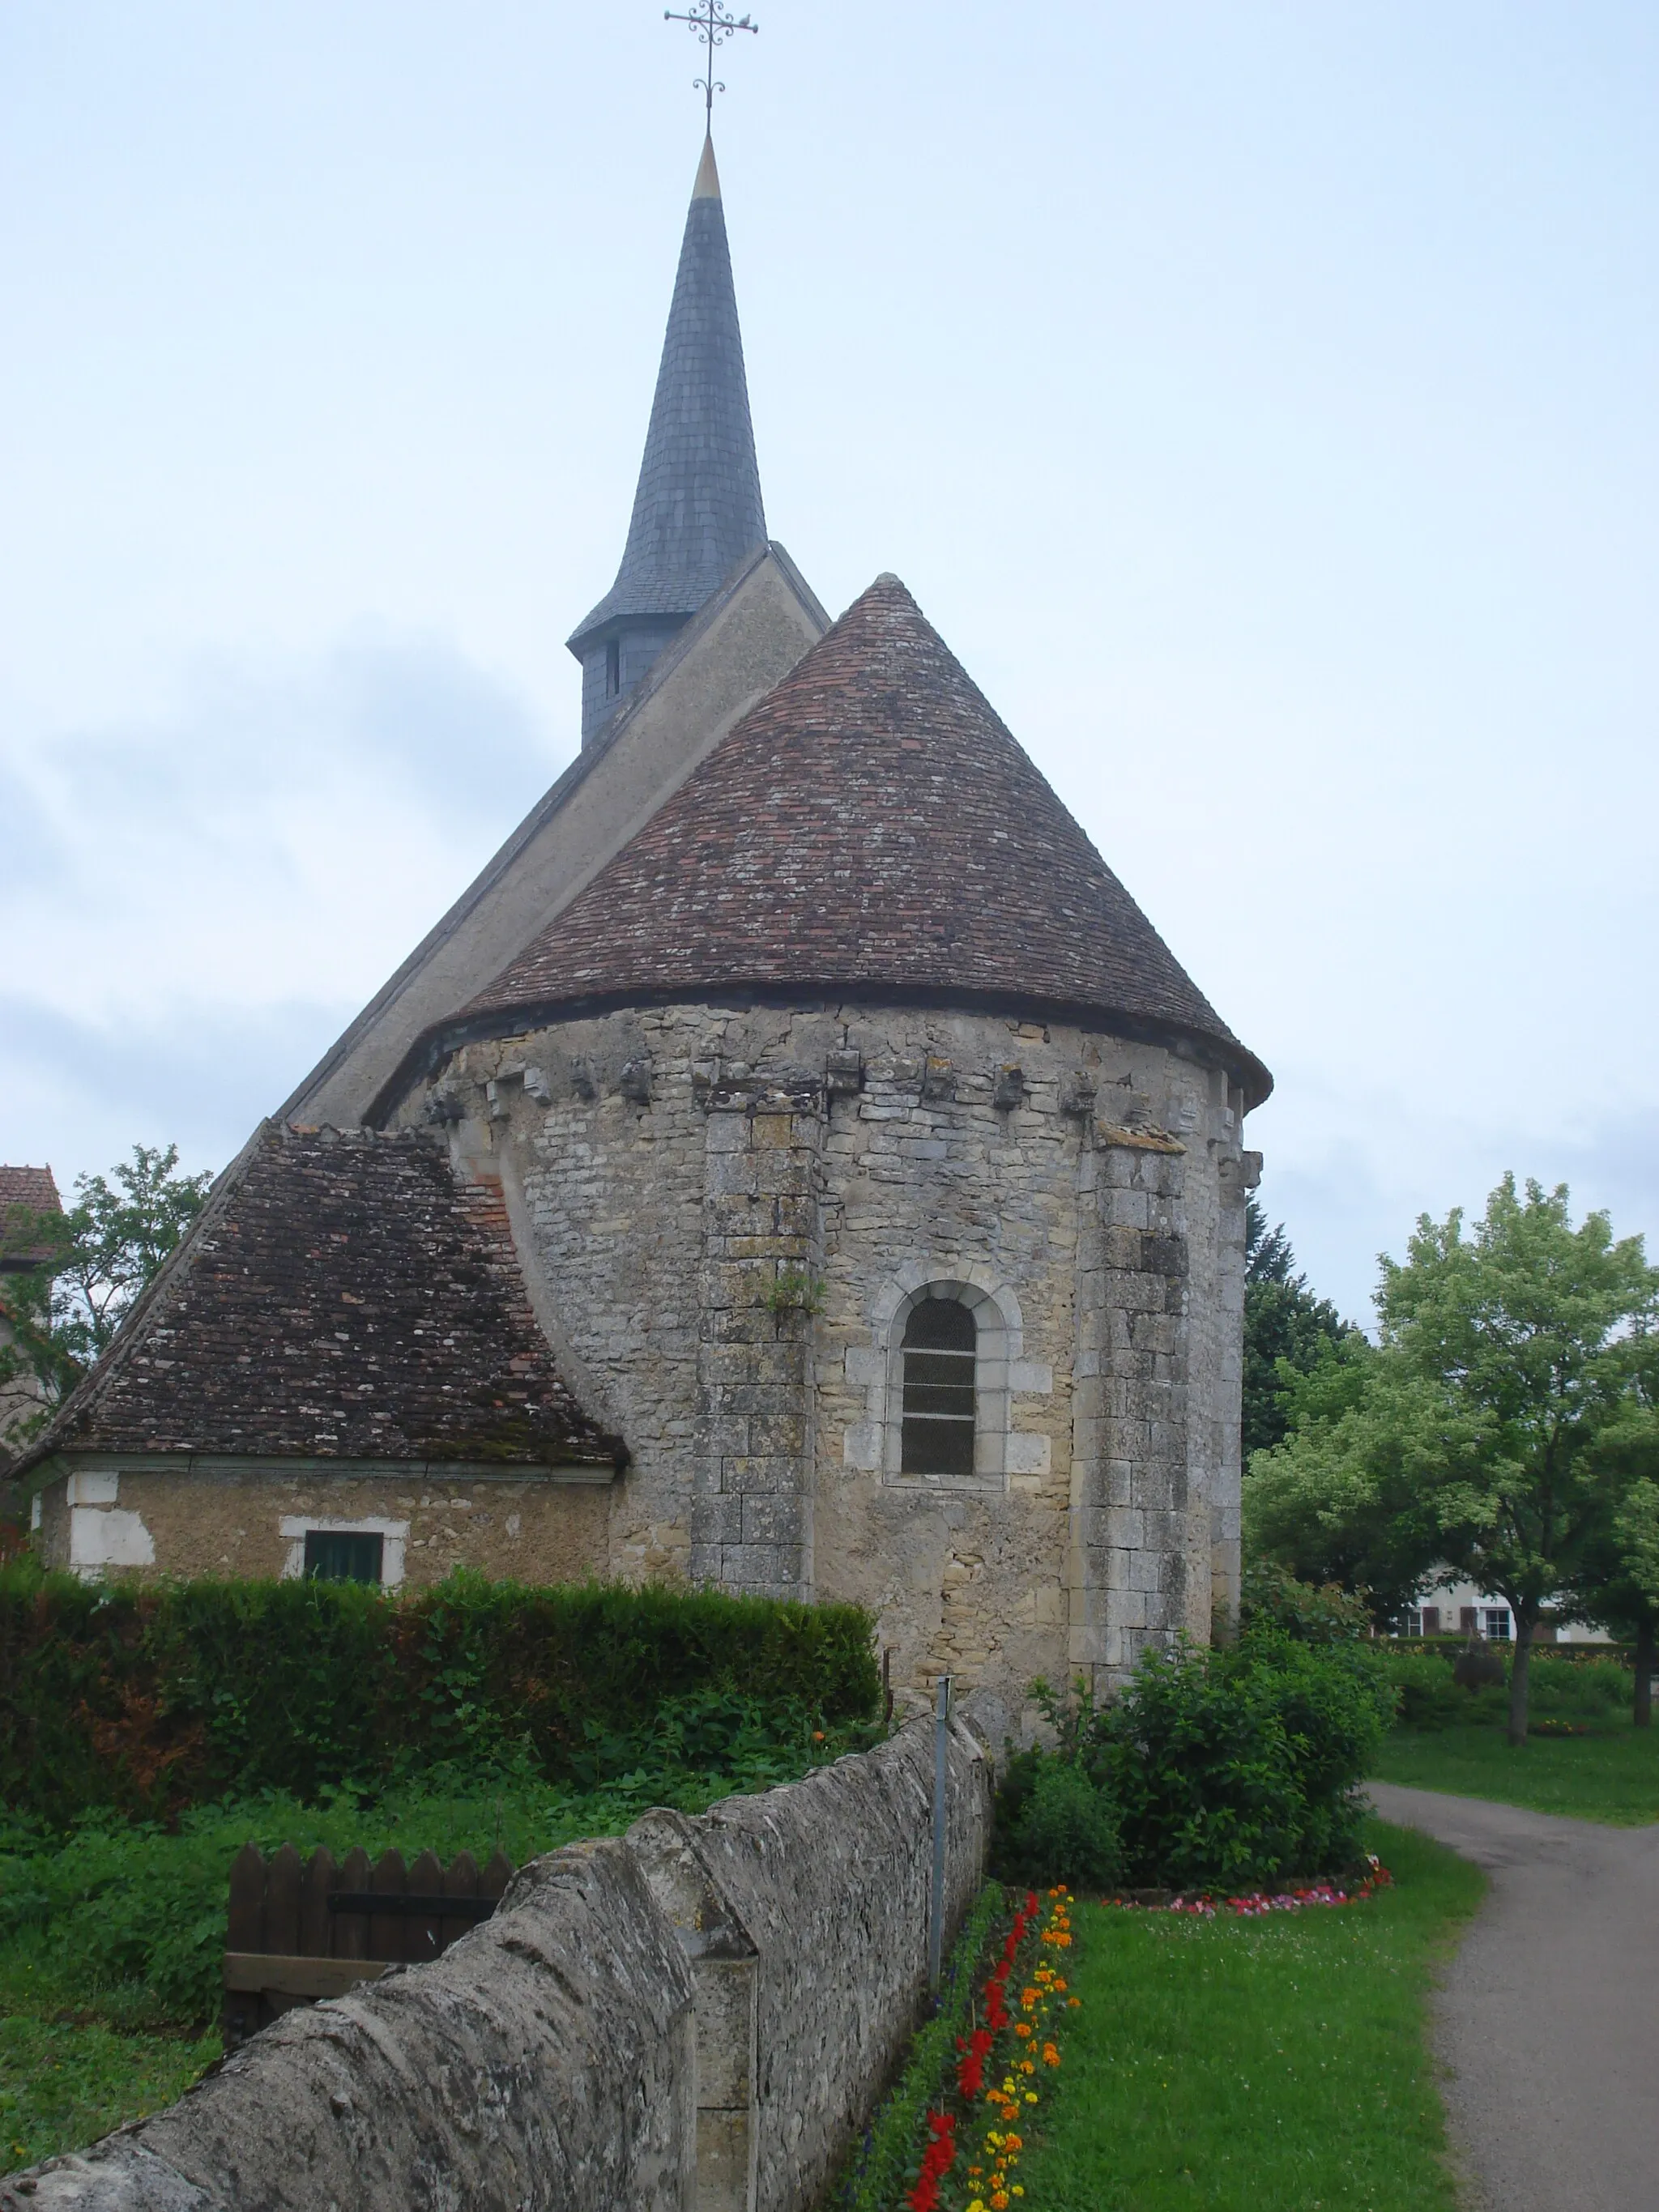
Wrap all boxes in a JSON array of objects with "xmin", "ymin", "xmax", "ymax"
[
  {"xmin": 1420, "ymin": 1606, "xmax": 1440, "ymax": 1636},
  {"xmin": 1482, "ymin": 1607, "xmax": 1512, "ymax": 1642},
  {"xmin": 900, "ymin": 1297, "xmax": 977, "ymax": 1477},
  {"xmin": 1459, "ymin": 1607, "xmax": 1479, "ymax": 1635},
  {"xmin": 605, "ymin": 637, "xmax": 621, "ymax": 697},
  {"xmin": 304, "ymin": 1528, "xmax": 385, "ymax": 1583}
]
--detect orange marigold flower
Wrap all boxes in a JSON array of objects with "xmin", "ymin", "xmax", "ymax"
[
  {"xmin": 1067, "ymin": 1997, "xmax": 1081, "ymax": 2008},
  {"xmin": 992, "ymin": 2195, "xmax": 1010, "ymax": 2210},
  {"xmin": 1042, "ymin": 2044, "xmax": 1060, "ymax": 2066},
  {"xmin": 1020, "ymin": 2059, "xmax": 1035, "ymax": 2074}
]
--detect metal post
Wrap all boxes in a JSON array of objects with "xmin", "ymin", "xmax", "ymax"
[{"xmin": 928, "ymin": 1673, "xmax": 953, "ymax": 1992}]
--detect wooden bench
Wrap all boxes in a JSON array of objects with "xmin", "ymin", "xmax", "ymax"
[{"xmin": 223, "ymin": 1842, "xmax": 514, "ymax": 2048}]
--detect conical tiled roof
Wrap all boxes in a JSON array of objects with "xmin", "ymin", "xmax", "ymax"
[
  {"xmin": 569, "ymin": 137, "xmax": 766, "ymax": 653},
  {"xmin": 468, "ymin": 576, "xmax": 1269, "ymax": 1103}
]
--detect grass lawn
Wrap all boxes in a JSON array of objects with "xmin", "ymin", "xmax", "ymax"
[
  {"xmin": 1371, "ymin": 1719, "xmax": 1659, "ymax": 1826},
  {"xmin": 0, "ymin": 2018, "xmax": 220, "ymax": 2177},
  {"xmin": 1013, "ymin": 1822, "xmax": 1482, "ymax": 2212}
]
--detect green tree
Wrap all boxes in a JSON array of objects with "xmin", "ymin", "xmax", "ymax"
[
  {"xmin": 1247, "ymin": 1177, "xmax": 1659, "ymax": 1742},
  {"xmin": 1563, "ymin": 1385, "xmax": 1659, "ymax": 1728},
  {"xmin": 1242, "ymin": 1332, "xmax": 1444, "ymax": 1629},
  {"xmin": 1243, "ymin": 1197, "xmax": 1356, "ymax": 1457},
  {"xmin": 0, "ymin": 1146, "xmax": 213, "ymax": 1425}
]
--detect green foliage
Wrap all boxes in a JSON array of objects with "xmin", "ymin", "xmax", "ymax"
[
  {"xmin": 992, "ymin": 1752, "xmax": 1122, "ymax": 1890},
  {"xmin": 1101, "ymin": 1629, "xmax": 1394, "ymax": 1890},
  {"xmin": 0, "ymin": 1566, "xmax": 882, "ymax": 1827},
  {"xmin": 0, "ymin": 1743, "xmax": 840, "ymax": 2036},
  {"xmin": 1237, "ymin": 1561, "xmax": 1373, "ymax": 1644},
  {"xmin": 0, "ymin": 1145, "xmax": 213, "ymax": 1426},
  {"xmin": 994, "ymin": 1626, "xmax": 1394, "ymax": 1894},
  {"xmin": 1378, "ymin": 1643, "xmax": 1632, "ymax": 1733},
  {"xmin": 1242, "ymin": 1197, "xmax": 1357, "ymax": 1458},
  {"xmin": 1246, "ymin": 1176, "xmax": 1659, "ymax": 1737},
  {"xmin": 825, "ymin": 1882, "xmax": 1006, "ymax": 2212},
  {"xmin": 1243, "ymin": 1333, "xmax": 1440, "ymax": 1626}
]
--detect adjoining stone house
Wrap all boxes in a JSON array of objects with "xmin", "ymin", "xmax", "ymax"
[
  {"xmin": 1, "ymin": 1164, "xmax": 62, "ymax": 1521},
  {"xmin": 22, "ymin": 135, "xmax": 1269, "ymax": 1708}
]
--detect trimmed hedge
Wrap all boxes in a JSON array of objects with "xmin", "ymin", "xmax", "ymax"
[{"xmin": 0, "ymin": 1566, "xmax": 881, "ymax": 1826}]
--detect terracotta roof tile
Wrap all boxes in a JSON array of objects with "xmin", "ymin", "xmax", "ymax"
[
  {"xmin": 23, "ymin": 1127, "xmax": 620, "ymax": 1470},
  {"xmin": 469, "ymin": 575, "xmax": 1268, "ymax": 1102}
]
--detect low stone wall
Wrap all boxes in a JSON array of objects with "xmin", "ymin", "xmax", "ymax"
[{"xmin": 2, "ymin": 1713, "xmax": 992, "ymax": 2212}]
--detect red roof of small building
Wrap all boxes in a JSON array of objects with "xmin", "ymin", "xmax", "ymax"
[
  {"xmin": 19, "ymin": 1126, "xmax": 621, "ymax": 1471},
  {"xmin": 463, "ymin": 575, "xmax": 1269, "ymax": 1103}
]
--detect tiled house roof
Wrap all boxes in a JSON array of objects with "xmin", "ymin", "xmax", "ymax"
[
  {"xmin": 0, "ymin": 1165, "xmax": 63, "ymax": 1271},
  {"xmin": 470, "ymin": 574, "xmax": 1269, "ymax": 1105},
  {"xmin": 20, "ymin": 1126, "xmax": 621, "ymax": 1471}
]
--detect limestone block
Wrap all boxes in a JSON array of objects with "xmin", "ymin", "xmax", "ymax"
[{"xmin": 1004, "ymin": 1433, "xmax": 1051, "ymax": 1477}]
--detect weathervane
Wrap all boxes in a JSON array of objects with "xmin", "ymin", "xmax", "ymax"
[{"xmin": 663, "ymin": 1, "xmax": 758, "ymax": 123}]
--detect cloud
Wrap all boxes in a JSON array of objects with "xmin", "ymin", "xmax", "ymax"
[
  {"xmin": 0, "ymin": 993, "xmax": 347, "ymax": 1187},
  {"xmin": 0, "ymin": 626, "xmax": 573, "ymax": 1183},
  {"xmin": 1, "ymin": 625, "xmax": 569, "ymax": 1029}
]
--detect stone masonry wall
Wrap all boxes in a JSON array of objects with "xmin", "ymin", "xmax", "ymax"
[
  {"xmin": 0, "ymin": 1713, "xmax": 992, "ymax": 2212},
  {"xmin": 33, "ymin": 1463, "xmax": 612, "ymax": 1590},
  {"xmin": 392, "ymin": 999, "xmax": 1253, "ymax": 1715}
]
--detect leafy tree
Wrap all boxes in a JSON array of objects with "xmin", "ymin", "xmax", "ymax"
[
  {"xmin": 0, "ymin": 1146, "xmax": 213, "ymax": 1430},
  {"xmin": 1252, "ymin": 1175, "xmax": 1658, "ymax": 1746},
  {"xmin": 1243, "ymin": 1197, "xmax": 1356, "ymax": 1457},
  {"xmin": 1563, "ymin": 1385, "xmax": 1659, "ymax": 1728},
  {"xmin": 1380, "ymin": 1176, "xmax": 1659, "ymax": 1744},
  {"xmin": 1243, "ymin": 1333, "xmax": 1444, "ymax": 1629}
]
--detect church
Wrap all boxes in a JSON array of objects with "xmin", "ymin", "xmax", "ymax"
[{"xmin": 24, "ymin": 134, "xmax": 1269, "ymax": 1708}]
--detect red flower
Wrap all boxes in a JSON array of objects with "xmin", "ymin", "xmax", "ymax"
[{"xmin": 906, "ymin": 2111, "xmax": 957, "ymax": 2211}]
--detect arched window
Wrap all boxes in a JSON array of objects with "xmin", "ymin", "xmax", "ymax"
[{"xmin": 901, "ymin": 1297, "xmax": 977, "ymax": 1477}]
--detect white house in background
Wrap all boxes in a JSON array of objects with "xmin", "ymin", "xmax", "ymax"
[{"xmin": 1404, "ymin": 1574, "xmax": 1610, "ymax": 1645}]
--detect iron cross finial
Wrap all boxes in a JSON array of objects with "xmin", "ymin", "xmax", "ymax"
[{"xmin": 663, "ymin": 2, "xmax": 759, "ymax": 123}]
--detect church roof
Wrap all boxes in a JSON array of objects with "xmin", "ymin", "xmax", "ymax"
[
  {"xmin": 568, "ymin": 137, "xmax": 767, "ymax": 654},
  {"xmin": 466, "ymin": 574, "xmax": 1270, "ymax": 1105},
  {"xmin": 20, "ymin": 1126, "xmax": 622, "ymax": 1472}
]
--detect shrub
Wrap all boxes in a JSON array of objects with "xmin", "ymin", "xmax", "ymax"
[
  {"xmin": 1238, "ymin": 1562, "xmax": 1374, "ymax": 1646},
  {"xmin": 1378, "ymin": 1643, "xmax": 1634, "ymax": 1732},
  {"xmin": 1000, "ymin": 1625, "xmax": 1395, "ymax": 1894},
  {"xmin": 1380, "ymin": 1647, "xmax": 1467, "ymax": 1731},
  {"xmin": 992, "ymin": 1751, "xmax": 1121, "ymax": 1890},
  {"xmin": 0, "ymin": 1566, "xmax": 881, "ymax": 1827}
]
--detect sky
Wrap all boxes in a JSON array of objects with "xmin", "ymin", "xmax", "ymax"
[{"xmin": 2, "ymin": 2, "xmax": 1656, "ymax": 1323}]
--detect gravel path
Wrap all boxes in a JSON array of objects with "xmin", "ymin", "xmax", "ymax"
[{"xmin": 1367, "ymin": 1780, "xmax": 1659, "ymax": 2212}]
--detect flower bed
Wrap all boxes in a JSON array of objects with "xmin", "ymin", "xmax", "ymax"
[
  {"xmin": 899, "ymin": 1889, "xmax": 1080, "ymax": 2212},
  {"xmin": 827, "ymin": 1884, "xmax": 1083, "ymax": 2212},
  {"xmin": 1103, "ymin": 1854, "xmax": 1393, "ymax": 1919}
]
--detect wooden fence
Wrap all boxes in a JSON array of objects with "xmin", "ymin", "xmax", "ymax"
[{"xmin": 224, "ymin": 1843, "xmax": 514, "ymax": 2047}]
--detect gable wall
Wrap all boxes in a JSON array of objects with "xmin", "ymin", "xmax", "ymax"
[{"xmin": 390, "ymin": 999, "xmax": 1252, "ymax": 1720}]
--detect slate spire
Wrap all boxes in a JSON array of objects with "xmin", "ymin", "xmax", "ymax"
[{"xmin": 569, "ymin": 134, "xmax": 768, "ymax": 744}]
